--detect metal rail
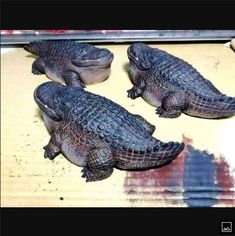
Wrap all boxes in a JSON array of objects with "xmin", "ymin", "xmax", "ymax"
[{"xmin": 1, "ymin": 30, "xmax": 235, "ymax": 44}]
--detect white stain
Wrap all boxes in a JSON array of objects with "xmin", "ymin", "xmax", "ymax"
[{"xmin": 218, "ymin": 118, "xmax": 235, "ymax": 173}]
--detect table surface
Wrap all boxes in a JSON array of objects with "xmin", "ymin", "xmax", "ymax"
[{"xmin": 1, "ymin": 43, "xmax": 235, "ymax": 207}]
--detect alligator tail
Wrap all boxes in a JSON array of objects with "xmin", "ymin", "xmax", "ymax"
[
  {"xmin": 188, "ymin": 95, "xmax": 235, "ymax": 118},
  {"xmin": 116, "ymin": 141, "xmax": 185, "ymax": 170}
]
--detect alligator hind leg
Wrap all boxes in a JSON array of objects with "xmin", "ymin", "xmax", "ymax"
[
  {"xmin": 63, "ymin": 70, "xmax": 85, "ymax": 88},
  {"xmin": 81, "ymin": 146, "xmax": 115, "ymax": 182},
  {"xmin": 156, "ymin": 92, "xmax": 186, "ymax": 118},
  {"xmin": 134, "ymin": 114, "xmax": 156, "ymax": 134},
  {"xmin": 32, "ymin": 58, "xmax": 45, "ymax": 75}
]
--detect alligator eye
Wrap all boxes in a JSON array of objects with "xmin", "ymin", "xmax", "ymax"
[{"xmin": 80, "ymin": 49, "xmax": 87, "ymax": 55}]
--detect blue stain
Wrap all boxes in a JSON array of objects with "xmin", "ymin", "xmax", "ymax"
[{"xmin": 183, "ymin": 146, "xmax": 220, "ymax": 207}]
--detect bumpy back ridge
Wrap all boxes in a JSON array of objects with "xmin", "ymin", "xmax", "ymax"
[
  {"xmin": 62, "ymin": 88, "xmax": 156, "ymax": 150},
  {"xmin": 151, "ymin": 48, "xmax": 224, "ymax": 99}
]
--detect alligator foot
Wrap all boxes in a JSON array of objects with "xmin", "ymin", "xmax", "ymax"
[
  {"xmin": 81, "ymin": 167, "xmax": 113, "ymax": 182},
  {"xmin": 43, "ymin": 134, "xmax": 61, "ymax": 160},
  {"xmin": 127, "ymin": 87, "xmax": 141, "ymax": 99},
  {"xmin": 32, "ymin": 58, "xmax": 45, "ymax": 75},
  {"xmin": 63, "ymin": 70, "xmax": 85, "ymax": 88},
  {"xmin": 43, "ymin": 145, "xmax": 60, "ymax": 160},
  {"xmin": 32, "ymin": 67, "xmax": 43, "ymax": 75},
  {"xmin": 156, "ymin": 107, "xmax": 181, "ymax": 118},
  {"xmin": 81, "ymin": 146, "xmax": 115, "ymax": 182}
]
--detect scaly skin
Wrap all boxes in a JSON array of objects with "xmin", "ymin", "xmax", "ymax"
[
  {"xmin": 34, "ymin": 82, "xmax": 184, "ymax": 182},
  {"xmin": 24, "ymin": 40, "xmax": 114, "ymax": 87},
  {"xmin": 127, "ymin": 43, "xmax": 235, "ymax": 119}
]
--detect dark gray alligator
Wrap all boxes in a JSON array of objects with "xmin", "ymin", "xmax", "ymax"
[
  {"xmin": 24, "ymin": 40, "xmax": 114, "ymax": 87},
  {"xmin": 34, "ymin": 81, "xmax": 185, "ymax": 182},
  {"xmin": 127, "ymin": 43, "xmax": 235, "ymax": 119}
]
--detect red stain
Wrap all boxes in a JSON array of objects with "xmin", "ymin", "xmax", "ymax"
[
  {"xmin": 125, "ymin": 135, "xmax": 191, "ymax": 188},
  {"xmin": 124, "ymin": 135, "xmax": 235, "ymax": 206},
  {"xmin": 124, "ymin": 136, "xmax": 191, "ymax": 205},
  {"xmin": 217, "ymin": 159, "xmax": 235, "ymax": 206}
]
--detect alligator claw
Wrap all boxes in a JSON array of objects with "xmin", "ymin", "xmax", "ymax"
[
  {"xmin": 32, "ymin": 67, "xmax": 43, "ymax": 75},
  {"xmin": 81, "ymin": 167, "xmax": 94, "ymax": 182},
  {"xmin": 156, "ymin": 107, "xmax": 181, "ymax": 118},
  {"xmin": 43, "ymin": 145, "xmax": 58, "ymax": 160},
  {"xmin": 127, "ymin": 88, "xmax": 139, "ymax": 99},
  {"xmin": 156, "ymin": 107, "xmax": 165, "ymax": 115}
]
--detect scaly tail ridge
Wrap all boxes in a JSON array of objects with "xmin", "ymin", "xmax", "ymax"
[
  {"xmin": 117, "ymin": 141, "xmax": 185, "ymax": 170},
  {"xmin": 188, "ymin": 95, "xmax": 235, "ymax": 118}
]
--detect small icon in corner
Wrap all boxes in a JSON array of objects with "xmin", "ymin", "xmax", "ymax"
[{"xmin": 221, "ymin": 221, "xmax": 233, "ymax": 234}]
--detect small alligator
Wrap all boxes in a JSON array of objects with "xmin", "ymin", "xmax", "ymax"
[
  {"xmin": 127, "ymin": 43, "xmax": 235, "ymax": 118},
  {"xmin": 34, "ymin": 81, "xmax": 185, "ymax": 182},
  {"xmin": 24, "ymin": 40, "xmax": 114, "ymax": 87}
]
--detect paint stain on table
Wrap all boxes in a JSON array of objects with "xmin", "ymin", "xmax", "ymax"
[{"xmin": 124, "ymin": 136, "xmax": 235, "ymax": 207}]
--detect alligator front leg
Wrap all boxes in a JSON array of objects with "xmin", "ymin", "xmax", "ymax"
[
  {"xmin": 81, "ymin": 146, "xmax": 115, "ymax": 182},
  {"xmin": 43, "ymin": 133, "xmax": 61, "ymax": 160},
  {"xmin": 156, "ymin": 92, "xmax": 186, "ymax": 118},
  {"xmin": 63, "ymin": 70, "xmax": 85, "ymax": 88},
  {"xmin": 32, "ymin": 58, "xmax": 46, "ymax": 75},
  {"xmin": 127, "ymin": 79, "xmax": 146, "ymax": 99}
]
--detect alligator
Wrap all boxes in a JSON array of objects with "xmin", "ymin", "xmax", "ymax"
[
  {"xmin": 127, "ymin": 42, "xmax": 235, "ymax": 118},
  {"xmin": 34, "ymin": 81, "xmax": 185, "ymax": 182},
  {"xmin": 24, "ymin": 40, "xmax": 114, "ymax": 87}
]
